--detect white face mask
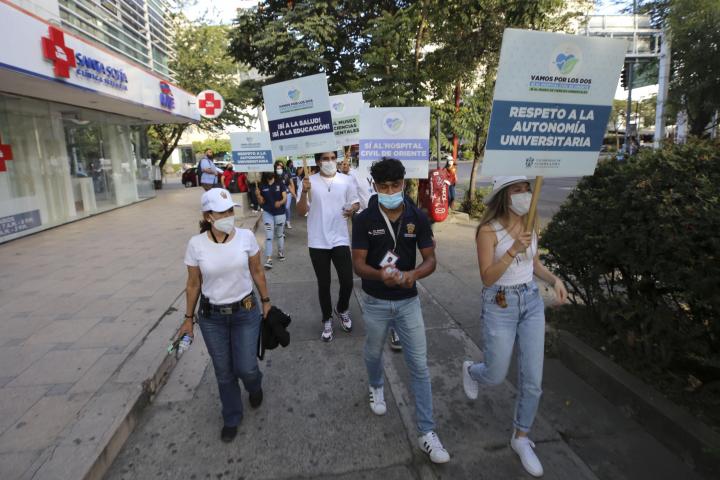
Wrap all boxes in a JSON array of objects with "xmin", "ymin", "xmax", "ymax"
[
  {"xmin": 320, "ymin": 161, "xmax": 337, "ymax": 176},
  {"xmin": 509, "ymin": 192, "xmax": 532, "ymax": 216},
  {"xmin": 212, "ymin": 215, "xmax": 235, "ymax": 234},
  {"xmin": 275, "ymin": 168, "xmax": 283, "ymax": 175}
]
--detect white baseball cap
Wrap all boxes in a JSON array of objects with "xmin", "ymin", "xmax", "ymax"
[
  {"xmin": 483, "ymin": 176, "xmax": 531, "ymax": 205},
  {"xmin": 201, "ymin": 188, "xmax": 239, "ymax": 212}
]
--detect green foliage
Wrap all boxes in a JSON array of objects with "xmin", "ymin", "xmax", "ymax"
[
  {"xmin": 150, "ymin": 18, "xmax": 253, "ymax": 169},
  {"xmin": 541, "ymin": 140, "xmax": 720, "ymax": 367},
  {"xmin": 460, "ymin": 187, "xmax": 491, "ymax": 219},
  {"xmin": 191, "ymin": 139, "xmax": 231, "ymax": 155},
  {"xmin": 639, "ymin": 0, "xmax": 720, "ymax": 137}
]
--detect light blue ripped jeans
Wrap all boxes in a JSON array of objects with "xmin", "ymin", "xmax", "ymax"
[
  {"xmin": 468, "ymin": 281, "xmax": 545, "ymax": 433},
  {"xmin": 262, "ymin": 211, "xmax": 285, "ymax": 257}
]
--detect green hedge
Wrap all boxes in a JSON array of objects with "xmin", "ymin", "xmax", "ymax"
[{"xmin": 541, "ymin": 141, "xmax": 720, "ymax": 368}]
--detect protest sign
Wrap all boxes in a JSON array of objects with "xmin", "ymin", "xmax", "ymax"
[
  {"xmin": 329, "ymin": 92, "xmax": 363, "ymax": 148},
  {"xmin": 229, "ymin": 132, "xmax": 274, "ymax": 172},
  {"xmin": 262, "ymin": 73, "xmax": 336, "ymax": 158},
  {"xmin": 481, "ymin": 29, "xmax": 626, "ymax": 177},
  {"xmin": 359, "ymin": 107, "xmax": 430, "ymax": 179}
]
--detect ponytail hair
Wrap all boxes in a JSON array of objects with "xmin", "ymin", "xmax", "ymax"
[{"xmin": 199, "ymin": 219, "xmax": 211, "ymax": 233}]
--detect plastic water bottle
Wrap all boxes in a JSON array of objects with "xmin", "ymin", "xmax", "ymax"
[{"xmin": 177, "ymin": 334, "xmax": 192, "ymax": 356}]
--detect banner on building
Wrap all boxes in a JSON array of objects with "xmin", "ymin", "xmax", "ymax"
[
  {"xmin": 262, "ymin": 73, "xmax": 336, "ymax": 158},
  {"xmin": 359, "ymin": 107, "xmax": 430, "ymax": 179},
  {"xmin": 230, "ymin": 132, "xmax": 274, "ymax": 172},
  {"xmin": 481, "ymin": 29, "xmax": 626, "ymax": 177},
  {"xmin": 329, "ymin": 92, "xmax": 363, "ymax": 148}
]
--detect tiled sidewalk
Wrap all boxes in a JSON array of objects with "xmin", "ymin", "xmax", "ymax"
[{"xmin": 0, "ymin": 184, "xmax": 258, "ymax": 479}]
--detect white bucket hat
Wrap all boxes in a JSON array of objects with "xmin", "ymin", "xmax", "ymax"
[
  {"xmin": 201, "ymin": 188, "xmax": 239, "ymax": 212},
  {"xmin": 483, "ymin": 176, "xmax": 531, "ymax": 205}
]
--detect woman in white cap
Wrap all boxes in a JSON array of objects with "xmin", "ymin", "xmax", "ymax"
[
  {"xmin": 461, "ymin": 176, "xmax": 567, "ymax": 477},
  {"xmin": 178, "ymin": 188, "xmax": 272, "ymax": 443}
]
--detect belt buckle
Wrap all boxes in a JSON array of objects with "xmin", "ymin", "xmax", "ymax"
[
  {"xmin": 220, "ymin": 306, "xmax": 233, "ymax": 315},
  {"xmin": 243, "ymin": 296, "xmax": 254, "ymax": 310}
]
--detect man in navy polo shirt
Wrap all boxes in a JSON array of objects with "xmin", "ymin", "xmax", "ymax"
[{"xmin": 351, "ymin": 158, "xmax": 450, "ymax": 464}]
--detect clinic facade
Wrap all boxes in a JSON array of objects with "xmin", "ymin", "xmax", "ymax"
[{"xmin": 0, "ymin": 0, "xmax": 199, "ymax": 243}]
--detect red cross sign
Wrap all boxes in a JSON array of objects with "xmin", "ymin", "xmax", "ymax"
[
  {"xmin": 197, "ymin": 90, "xmax": 224, "ymax": 119},
  {"xmin": 42, "ymin": 26, "xmax": 76, "ymax": 78},
  {"xmin": 0, "ymin": 136, "xmax": 14, "ymax": 173}
]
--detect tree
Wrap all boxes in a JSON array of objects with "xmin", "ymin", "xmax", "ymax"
[
  {"xmin": 638, "ymin": 0, "xmax": 720, "ymax": 137},
  {"xmin": 149, "ymin": 17, "xmax": 252, "ymax": 172}
]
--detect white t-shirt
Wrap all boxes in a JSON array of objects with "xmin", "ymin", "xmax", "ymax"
[
  {"xmin": 299, "ymin": 172, "xmax": 359, "ymax": 249},
  {"xmin": 184, "ymin": 227, "xmax": 260, "ymax": 304},
  {"xmin": 349, "ymin": 168, "xmax": 375, "ymax": 210}
]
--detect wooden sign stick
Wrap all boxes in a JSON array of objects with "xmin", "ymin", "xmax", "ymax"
[
  {"xmin": 302, "ymin": 156, "xmax": 311, "ymax": 202},
  {"xmin": 525, "ymin": 176, "xmax": 544, "ymax": 232}
]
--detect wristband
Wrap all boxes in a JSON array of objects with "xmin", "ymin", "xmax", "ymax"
[
  {"xmin": 507, "ymin": 249, "xmax": 516, "ymax": 258},
  {"xmin": 261, "ymin": 297, "xmax": 271, "ymax": 303},
  {"xmin": 184, "ymin": 314, "xmax": 194, "ymax": 319}
]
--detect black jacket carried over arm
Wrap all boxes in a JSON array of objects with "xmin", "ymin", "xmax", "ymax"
[{"xmin": 257, "ymin": 306, "xmax": 291, "ymax": 360}]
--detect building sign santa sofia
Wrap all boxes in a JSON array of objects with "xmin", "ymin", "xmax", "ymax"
[
  {"xmin": 42, "ymin": 25, "xmax": 128, "ymax": 91},
  {"xmin": 0, "ymin": 1, "xmax": 199, "ymax": 121}
]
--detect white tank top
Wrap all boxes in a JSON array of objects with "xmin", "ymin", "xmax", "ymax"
[{"xmin": 491, "ymin": 220, "xmax": 537, "ymax": 286}]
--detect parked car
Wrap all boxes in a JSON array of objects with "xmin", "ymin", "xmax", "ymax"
[{"xmin": 181, "ymin": 161, "xmax": 231, "ymax": 188}]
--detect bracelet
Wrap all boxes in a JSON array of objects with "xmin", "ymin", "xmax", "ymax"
[
  {"xmin": 506, "ymin": 249, "xmax": 516, "ymax": 258},
  {"xmin": 184, "ymin": 314, "xmax": 194, "ymax": 319}
]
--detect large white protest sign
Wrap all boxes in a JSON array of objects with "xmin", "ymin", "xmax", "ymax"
[
  {"xmin": 329, "ymin": 92, "xmax": 363, "ymax": 148},
  {"xmin": 359, "ymin": 107, "xmax": 430, "ymax": 179},
  {"xmin": 262, "ymin": 73, "xmax": 336, "ymax": 158},
  {"xmin": 230, "ymin": 132, "xmax": 274, "ymax": 172},
  {"xmin": 481, "ymin": 29, "xmax": 626, "ymax": 177}
]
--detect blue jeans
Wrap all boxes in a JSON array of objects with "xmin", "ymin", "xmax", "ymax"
[
  {"xmin": 285, "ymin": 195, "xmax": 293, "ymax": 222},
  {"xmin": 262, "ymin": 211, "xmax": 285, "ymax": 257},
  {"xmin": 361, "ymin": 293, "xmax": 435, "ymax": 435},
  {"xmin": 198, "ymin": 302, "xmax": 263, "ymax": 427},
  {"xmin": 468, "ymin": 282, "xmax": 545, "ymax": 433}
]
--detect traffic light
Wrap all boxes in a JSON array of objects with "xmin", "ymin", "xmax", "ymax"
[{"xmin": 620, "ymin": 65, "xmax": 628, "ymax": 89}]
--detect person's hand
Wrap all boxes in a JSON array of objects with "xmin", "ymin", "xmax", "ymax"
[
  {"xmin": 510, "ymin": 232, "xmax": 532, "ymax": 255},
  {"xmin": 380, "ymin": 266, "xmax": 402, "ymax": 287},
  {"xmin": 553, "ymin": 279, "xmax": 568, "ymax": 304},
  {"xmin": 302, "ymin": 177, "xmax": 311, "ymax": 192},
  {"xmin": 274, "ymin": 200, "xmax": 284, "ymax": 208},
  {"xmin": 262, "ymin": 302, "xmax": 271, "ymax": 319},
  {"xmin": 397, "ymin": 269, "xmax": 416, "ymax": 289},
  {"xmin": 177, "ymin": 317, "xmax": 194, "ymax": 340},
  {"xmin": 342, "ymin": 207, "xmax": 353, "ymax": 218}
]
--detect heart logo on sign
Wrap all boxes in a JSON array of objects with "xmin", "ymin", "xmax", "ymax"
[
  {"xmin": 555, "ymin": 53, "xmax": 578, "ymax": 75},
  {"xmin": 385, "ymin": 117, "xmax": 403, "ymax": 131},
  {"xmin": 332, "ymin": 101, "xmax": 344, "ymax": 112},
  {"xmin": 288, "ymin": 88, "xmax": 301, "ymax": 101}
]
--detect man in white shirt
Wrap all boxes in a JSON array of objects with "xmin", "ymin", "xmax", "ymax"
[
  {"xmin": 297, "ymin": 151, "xmax": 360, "ymax": 342},
  {"xmin": 200, "ymin": 149, "xmax": 224, "ymax": 191},
  {"xmin": 349, "ymin": 164, "xmax": 375, "ymax": 212}
]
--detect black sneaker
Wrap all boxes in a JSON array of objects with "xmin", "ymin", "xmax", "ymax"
[
  {"xmin": 221, "ymin": 426, "xmax": 238, "ymax": 443},
  {"xmin": 389, "ymin": 328, "xmax": 402, "ymax": 351},
  {"xmin": 249, "ymin": 388, "xmax": 263, "ymax": 408}
]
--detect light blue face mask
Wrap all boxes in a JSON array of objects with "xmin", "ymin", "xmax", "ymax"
[{"xmin": 378, "ymin": 191, "xmax": 403, "ymax": 209}]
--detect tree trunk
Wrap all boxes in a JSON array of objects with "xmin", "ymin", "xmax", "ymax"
[
  {"xmin": 157, "ymin": 124, "xmax": 188, "ymax": 174},
  {"xmin": 467, "ymin": 127, "xmax": 482, "ymax": 200}
]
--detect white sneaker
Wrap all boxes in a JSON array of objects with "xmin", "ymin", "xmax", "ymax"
[
  {"xmin": 368, "ymin": 386, "xmax": 386, "ymax": 415},
  {"xmin": 321, "ymin": 319, "xmax": 333, "ymax": 342},
  {"xmin": 285, "ymin": 221, "xmax": 292, "ymax": 229},
  {"xmin": 334, "ymin": 307, "xmax": 352, "ymax": 332},
  {"xmin": 417, "ymin": 431, "xmax": 450, "ymax": 464},
  {"xmin": 462, "ymin": 360, "xmax": 479, "ymax": 400},
  {"xmin": 264, "ymin": 257, "xmax": 273, "ymax": 269},
  {"xmin": 278, "ymin": 250, "xmax": 286, "ymax": 261},
  {"xmin": 510, "ymin": 435, "xmax": 544, "ymax": 477}
]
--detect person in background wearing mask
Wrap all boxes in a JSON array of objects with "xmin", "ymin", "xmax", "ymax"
[
  {"xmin": 297, "ymin": 151, "xmax": 360, "ymax": 341},
  {"xmin": 179, "ymin": 188, "xmax": 272, "ymax": 443},
  {"xmin": 257, "ymin": 170, "xmax": 288, "ymax": 269},
  {"xmin": 274, "ymin": 161, "xmax": 296, "ymax": 230},
  {"xmin": 200, "ymin": 149, "xmax": 223, "ymax": 191},
  {"xmin": 352, "ymin": 157, "xmax": 450, "ymax": 464},
  {"xmin": 462, "ymin": 176, "xmax": 568, "ymax": 477},
  {"xmin": 444, "ymin": 155, "xmax": 457, "ymax": 209}
]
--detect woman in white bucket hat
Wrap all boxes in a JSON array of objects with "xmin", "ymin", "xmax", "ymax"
[{"xmin": 461, "ymin": 176, "xmax": 567, "ymax": 477}]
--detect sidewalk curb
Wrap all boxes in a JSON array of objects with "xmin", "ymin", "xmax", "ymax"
[
  {"xmin": 55, "ymin": 214, "xmax": 263, "ymax": 480},
  {"xmin": 550, "ymin": 327, "xmax": 720, "ymax": 477}
]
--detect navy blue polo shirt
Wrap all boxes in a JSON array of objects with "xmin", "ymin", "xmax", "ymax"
[
  {"xmin": 352, "ymin": 195, "xmax": 434, "ymax": 300},
  {"xmin": 260, "ymin": 181, "xmax": 287, "ymax": 216}
]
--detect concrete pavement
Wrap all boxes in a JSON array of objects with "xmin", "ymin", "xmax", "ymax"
[
  {"xmin": 104, "ymin": 216, "xmax": 649, "ymax": 480},
  {"xmin": 0, "ymin": 183, "xmax": 258, "ymax": 480}
]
